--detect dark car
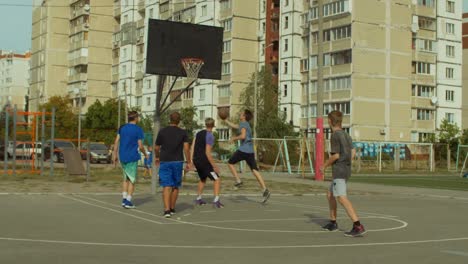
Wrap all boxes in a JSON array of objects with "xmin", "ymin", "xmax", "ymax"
[
  {"xmin": 81, "ymin": 142, "xmax": 111, "ymax": 164},
  {"xmin": 0, "ymin": 144, "xmax": 5, "ymax": 160},
  {"xmin": 42, "ymin": 140, "xmax": 76, "ymax": 163}
]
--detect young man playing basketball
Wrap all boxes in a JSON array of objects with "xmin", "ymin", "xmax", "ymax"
[
  {"xmin": 223, "ymin": 109, "xmax": 271, "ymax": 203},
  {"xmin": 155, "ymin": 112, "xmax": 191, "ymax": 218},
  {"xmin": 320, "ymin": 110, "xmax": 366, "ymax": 237},
  {"xmin": 113, "ymin": 111, "xmax": 148, "ymax": 209},
  {"xmin": 191, "ymin": 118, "xmax": 223, "ymax": 208}
]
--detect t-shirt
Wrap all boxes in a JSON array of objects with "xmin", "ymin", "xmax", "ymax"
[
  {"xmin": 118, "ymin": 124, "xmax": 144, "ymax": 163},
  {"xmin": 155, "ymin": 126, "xmax": 189, "ymax": 162},
  {"xmin": 330, "ymin": 130, "xmax": 354, "ymax": 180},
  {"xmin": 238, "ymin": 121, "xmax": 254, "ymax": 154},
  {"xmin": 144, "ymin": 152, "xmax": 153, "ymax": 166},
  {"xmin": 193, "ymin": 130, "xmax": 215, "ymax": 165}
]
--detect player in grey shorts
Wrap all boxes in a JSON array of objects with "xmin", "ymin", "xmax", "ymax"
[{"xmin": 320, "ymin": 110, "xmax": 366, "ymax": 237}]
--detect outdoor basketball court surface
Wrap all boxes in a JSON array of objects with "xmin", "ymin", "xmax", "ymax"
[{"xmin": 1, "ymin": 188, "xmax": 468, "ymax": 264}]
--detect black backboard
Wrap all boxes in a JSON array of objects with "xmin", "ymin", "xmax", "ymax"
[{"xmin": 146, "ymin": 19, "xmax": 223, "ymax": 80}]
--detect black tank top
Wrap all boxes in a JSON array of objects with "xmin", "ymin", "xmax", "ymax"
[{"xmin": 193, "ymin": 130, "xmax": 209, "ymax": 165}]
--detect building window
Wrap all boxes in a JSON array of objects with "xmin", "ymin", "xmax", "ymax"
[
  {"xmin": 418, "ymin": 132, "xmax": 434, "ymax": 142},
  {"xmin": 146, "ymin": 97, "xmax": 151, "ymax": 106},
  {"xmin": 284, "ymin": 16, "xmax": 289, "ymax": 29},
  {"xmin": 122, "ymin": 48, "xmax": 127, "ymax": 59},
  {"xmin": 201, "ymin": 5, "xmax": 207, "ymax": 16},
  {"xmin": 417, "ymin": 0, "xmax": 434, "ymax": 7},
  {"xmin": 446, "ymin": 1, "xmax": 455, "ymax": 13},
  {"xmin": 121, "ymin": 65, "xmax": 127, "ymax": 75},
  {"xmin": 412, "ymin": 62, "xmax": 433, "ymax": 75},
  {"xmin": 217, "ymin": 128, "xmax": 230, "ymax": 141},
  {"xmin": 446, "ymin": 45, "xmax": 455, "ymax": 57},
  {"xmin": 149, "ymin": 8, "xmax": 154, "ymax": 18},
  {"xmin": 223, "ymin": 40, "xmax": 231, "ymax": 53},
  {"xmin": 326, "ymin": 76, "xmax": 351, "ymax": 91},
  {"xmin": 446, "ymin": 67, "xmax": 454, "ymax": 79},
  {"xmin": 285, "ymin": 0, "xmax": 289, "ymax": 6},
  {"xmin": 222, "ymin": 19, "xmax": 232, "ymax": 32},
  {"xmin": 324, "ymin": 102, "xmax": 350, "ymax": 115},
  {"xmin": 283, "ymin": 84, "xmax": 288, "ymax": 97},
  {"xmin": 284, "ymin": 38, "xmax": 288, "ymax": 51},
  {"xmin": 446, "ymin": 23, "xmax": 455, "ymax": 34},
  {"xmin": 283, "ymin": 61, "xmax": 288, "ymax": 74},
  {"xmin": 446, "ymin": 113, "xmax": 455, "ymax": 123},
  {"xmin": 311, "ymin": 32, "xmax": 318, "ymax": 43},
  {"xmin": 160, "ymin": 2, "xmax": 169, "ymax": 12},
  {"xmin": 412, "ymin": 85, "xmax": 434, "ymax": 97},
  {"xmin": 199, "ymin": 110, "xmax": 205, "ymax": 121},
  {"xmin": 330, "ymin": 50, "xmax": 352, "ymax": 65},
  {"xmin": 300, "ymin": 58, "xmax": 309, "ymax": 72},
  {"xmin": 310, "ymin": 56, "xmax": 318, "ymax": 69},
  {"xmin": 222, "ymin": 62, "xmax": 231, "ymax": 75},
  {"xmin": 123, "ymin": 14, "xmax": 128, "ymax": 24},
  {"xmin": 415, "ymin": 39, "xmax": 436, "ymax": 52},
  {"xmin": 323, "ymin": 25, "xmax": 351, "ymax": 42},
  {"xmin": 416, "ymin": 109, "xmax": 433, "ymax": 120},
  {"xmin": 183, "ymin": 88, "xmax": 193, "ymax": 99},
  {"xmin": 218, "ymin": 85, "xmax": 231, "ymax": 97},
  {"xmin": 418, "ymin": 17, "xmax": 436, "ymax": 30},
  {"xmin": 220, "ymin": 0, "xmax": 231, "ymax": 10},
  {"xmin": 446, "ymin": 90, "xmax": 454, "ymax": 101},
  {"xmin": 322, "ymin": 0, "xmax": 349, "ymax": 17},
  {"xmin": 199, "ymin": 88, "xmax": 206, "ymax": 101}
]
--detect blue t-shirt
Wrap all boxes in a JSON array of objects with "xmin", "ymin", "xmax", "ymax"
[
  {"xmin": 206, "ymin": 131, "xmax": 215, "ymax": 146},
  {"xmin": 118, "ymin": 123, "xmax": 144, "ymax": 163},
  {"xmin": 238, "ymin": 121, "xmax": 254, "ymax": 153}
]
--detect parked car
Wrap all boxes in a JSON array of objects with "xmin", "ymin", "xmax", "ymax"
[
  {"xmin": 6, "ymin": 141, "xmax": 42, "ymax": 159},
  {"xmin": 81, "ymin": 142, "xmax": 111, "ymax": 164},
  {"xmin": 0, "ymin": 144, "xmax": 5, "ymax": 160},
  {"xmin": 42, "ymin": 140, "xmax": 76, "ymax": 163}
]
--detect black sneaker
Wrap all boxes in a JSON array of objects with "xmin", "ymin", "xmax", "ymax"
[
  {"xmin": 261, "ymin": 189, "xmax": 271, "ymax": 204},
  {"xmin": 322, "ymin": 221, "xmax": 338, "ymax": 231},
  {"xmin": 170, "ymin": 208, "xmax": 176, "ymax": 215},
  {"xmin": 163, "ymin": 210, "xmax": 171, "ymax": 218},
  {"xmin": 234, "ymin": 181, "xmax": 243, "ymax": 188},
  {"xmin": 344, "ymin": 224, "xmax": 366, "ymax": 237}
]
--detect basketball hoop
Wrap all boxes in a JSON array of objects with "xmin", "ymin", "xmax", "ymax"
[{"xmin": 181, "ymin": 58, "xmax": 204, "ymax": 82}]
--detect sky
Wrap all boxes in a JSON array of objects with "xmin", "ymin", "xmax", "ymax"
[{"xmin": 0, "ymin": 0, "xmax": 467, "ymax": 53}]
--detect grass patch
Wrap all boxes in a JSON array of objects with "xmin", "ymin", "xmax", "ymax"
[{"xmin": 349, "ymin": 176, "xmax": 468, "ymax": 191}]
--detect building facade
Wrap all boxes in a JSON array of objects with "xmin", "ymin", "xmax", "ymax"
[
  {"xmin": 294, "ymin": 0, "xmax": 463, "ymax": 142},
  {"xmin": 462, "ymin": 12, "xmax": 468, "ymax": 129},
  {"xmin": 0, "ymin": 51, "xmax": 31, "ymax": 111},
  {"xmin": 29, "ymin": 0, "xmax": 114, "ymax": 113}
]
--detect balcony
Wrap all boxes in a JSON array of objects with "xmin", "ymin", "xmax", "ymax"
[
  {"xmin": 411, "ymin": 97, "xmax": 436, "ymax": 109},
  {"xmin": 271, "ymin": 8, "xmax": 279, "ymax": 20},
  {"xmin": 71, "ymin": 8, "xmax": 90, "ymax": 20},
  {"xmin": 138, "ymin": 0, "xmax": 145, "ymax": 13},
  {"xmin": 112, "ymin": 73, "xmax": 119, "ymax": 83},
  {"xmin": 135, "ymin": 71, "xmax": 144, "ymax": 80},
  {"xmin": 70, "ymin": 40, "xmax": 89, "ymax": 51},
  {"xmin": 70, "ymin": 23, "xmax": 90, "ymax": 35},
  {"xmin": 69, "ymin": 56, "xmax": 88, "ymax": 66},
  {"xmin": 114, "ymin": 24, "xmax": 121, "ymax": 33},
  {"xmin": 68, "ymin": 73, "xmax": 87, "ymax": 83},
  {"xmin": 114, "ymin": 1, "xmax": 121, "ymax": 18}
]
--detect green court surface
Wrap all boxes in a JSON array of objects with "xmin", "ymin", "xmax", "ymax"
[{"xmin": 1, "ymin": 189, "xmax": 468, "ymax": 264}]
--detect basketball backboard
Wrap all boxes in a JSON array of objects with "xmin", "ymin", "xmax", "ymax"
[{"xmin": 146, "ymin": 19, "xmax": 223, "ymax": 80}]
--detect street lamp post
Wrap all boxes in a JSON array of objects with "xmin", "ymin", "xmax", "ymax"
[{"xmin": 74, "ymin": 88, "xmax": 83, "ymax": 149}]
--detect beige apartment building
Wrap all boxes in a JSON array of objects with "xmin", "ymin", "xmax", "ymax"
[
  {"xmin": 463, "ymin": 12, "xmax": 468, "ymax": 129},
  {"xmin": 0, "ymin": 51, "xmax": 31, "ymax": 111},
  {"xmin": 297, "ymin": 0, "xmax": 463, "ymax": 142},
  {"xmin": 29, "ymin": 0, "xmax": 114, "ymax": 113}
]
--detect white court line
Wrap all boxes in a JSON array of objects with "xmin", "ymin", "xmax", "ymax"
[
  {"xmin": 1, "ymin": 236, "xmax": 467, "ymax": 249},
  {"xmin": 163, "ymin": 216, "xmax": 384, "ymax": 225},
  {"xmin": 441, "ymin": 250, "xmax": 468, "ymax": 257},
  {"xmin": 74, "ymin": 195, "xmax": 408, "ymax": 234},
  {"xmin": 269, "ymin": 199, "xmax": 398, "ymax": 218},
  {"xmin": 59, "ymin": 195, "xmax": 163, "ymax": 225}
]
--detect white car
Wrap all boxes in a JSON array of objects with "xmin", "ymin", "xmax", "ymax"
[{"xmin": 7, "ymin": 141, "xmax": 42, "ymax": 159}]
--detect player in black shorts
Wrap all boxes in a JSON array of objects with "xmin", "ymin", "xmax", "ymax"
[{"xmin": 191, "ymin": 118, "xmax": 223, "ymax": 208}]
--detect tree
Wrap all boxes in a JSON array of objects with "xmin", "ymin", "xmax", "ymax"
[
  {"xmin": 438, "ymin": 118, "xmax": 460, "ymax": 160},
  {"xmin": 40, "ymin": 96, "xmax": 78, "ymax": 140},
  {"xmin": 239, "ymin": 65, "xmax": 297, "ymax": 138}
]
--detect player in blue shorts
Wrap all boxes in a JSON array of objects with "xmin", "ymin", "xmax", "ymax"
[
  {"xmin": 191, "ymin": 118, "xmax": 223, "ymax": 208},
  {"xmin": 155, "ymin": 112, "xmax": 191, "ymax": 218},
  {"xmin": 113, "ymin": 111, "xmax": 148, "ymax": 209}
]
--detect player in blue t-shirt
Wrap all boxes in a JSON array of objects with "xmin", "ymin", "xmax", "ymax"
[
  {"xmin": 113, "ymin": 111, "xmax": 148, "ymax": 209},
  {"xmin": 223, "ymin": 109, "xmax": 271, "ymax": 203},
  {"xmin": 191, "ymin": 118, "xmax": 223, "ymax": 208}
]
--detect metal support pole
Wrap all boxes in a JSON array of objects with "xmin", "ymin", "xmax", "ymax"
[
  {"xmin": 315, "ymin": 0, "xmax": 325, "ymax": 181},
  {"xmin": 253, "ymin": 62, "xmax": 258, "ymax": 140},
  {"xmin": 40, "ymin": 109, "xmax": 45, "ymax": 176},
  {"xmin": 78, "ymin": 93, "xmax": 82, "ymax": 149},
  {"xmin": 118, "ymin": 97, "xmax": 121, "ymax": 129},
  {"xmin": 50, "ymin": 108, "xmax": 55, "ymax": 177},
  {"xmin": 86, "ymin": 138, "xmax": 90, "ymax": 182},
  {"xmin": 152, "ymin": 75, "xmax": 166, "ymax": 195},
  {"xmin": 12, "ymin": 105, "xmax": 17, "ymax": 176},
  {"xmin": 378, "ymin": 143, "xmax": 383, "ymax": 173},
  {"xmin": 3, "ymin": 109, "xmax": 9, "ymax": 176}
]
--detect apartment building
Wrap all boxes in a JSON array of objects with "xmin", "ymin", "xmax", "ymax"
[
  {"xmin": 0, "ymin": 51, "xmax": 31, "ymax": 111},
  {"xmin": 294, "ymin": 0, "xmax": 463, "ymax": 142},
  {"xmin": 114, "ymin": 0, "xmax": 259, "ymax": 141},
  {"xmin": 29, "ymin": 0, "xmax": 114, "ymax": 113},
  {"xmin": 462, "ymin": 12, "xmax": 468, "ymax": 129}
]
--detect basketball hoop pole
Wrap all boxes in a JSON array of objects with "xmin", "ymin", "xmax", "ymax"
[{"xmin": 315, "ymin": 0, "xmax": 325, "ymax": 181}]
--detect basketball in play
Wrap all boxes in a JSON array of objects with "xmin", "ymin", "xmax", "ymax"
[{"xmin": 218, "ymin": 107, "xmax": 229, "ymax": 120}]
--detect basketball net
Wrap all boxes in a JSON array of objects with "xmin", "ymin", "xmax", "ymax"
[{"xmin": 181, "ymin": 58, "xmax": 204, "ymax": 83}]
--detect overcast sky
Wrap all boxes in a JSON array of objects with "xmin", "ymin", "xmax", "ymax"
[{"xmin": 0, "ymin": 0, "xmax": 467, "ymax": 53}]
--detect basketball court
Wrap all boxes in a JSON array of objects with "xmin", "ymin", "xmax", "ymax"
[{"xmin": 1, "ymin": 188, "xmax": 468, "ymax": 264}]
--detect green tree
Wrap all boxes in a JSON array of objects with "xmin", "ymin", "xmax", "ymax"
[
  {"xmin": 239, "ymin": 65, "xmax": 297, "ymax": 138},
  {"xmin": 438, "ymin": 118, "xmax": 460, "ymax": 160},
  {"xmin": 40, "ymin": 96, "xmax": 78, "ymax": 140},
  {"xmin": 179, "ymin": 106, "xmax": 201, "ymax": 140}
]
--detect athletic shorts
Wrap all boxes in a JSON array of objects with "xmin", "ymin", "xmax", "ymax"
[
  {"xmin": 194, "ymin": 162, "xmax": 220, "ymax": 182},
  {"xmin": 329, "ymin": 178, "xmax": 347, "ymax": 197},
  {"xmin": 121, "ymin": 161, "xmax": 138, "ymax": 184},
  {"xmin": 159, "ymin": 161, "xmax": 184, "ymax": 188},
  {"xmin": 228, "ymin": 150, "xmax": 258, "ymax": 171}
]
